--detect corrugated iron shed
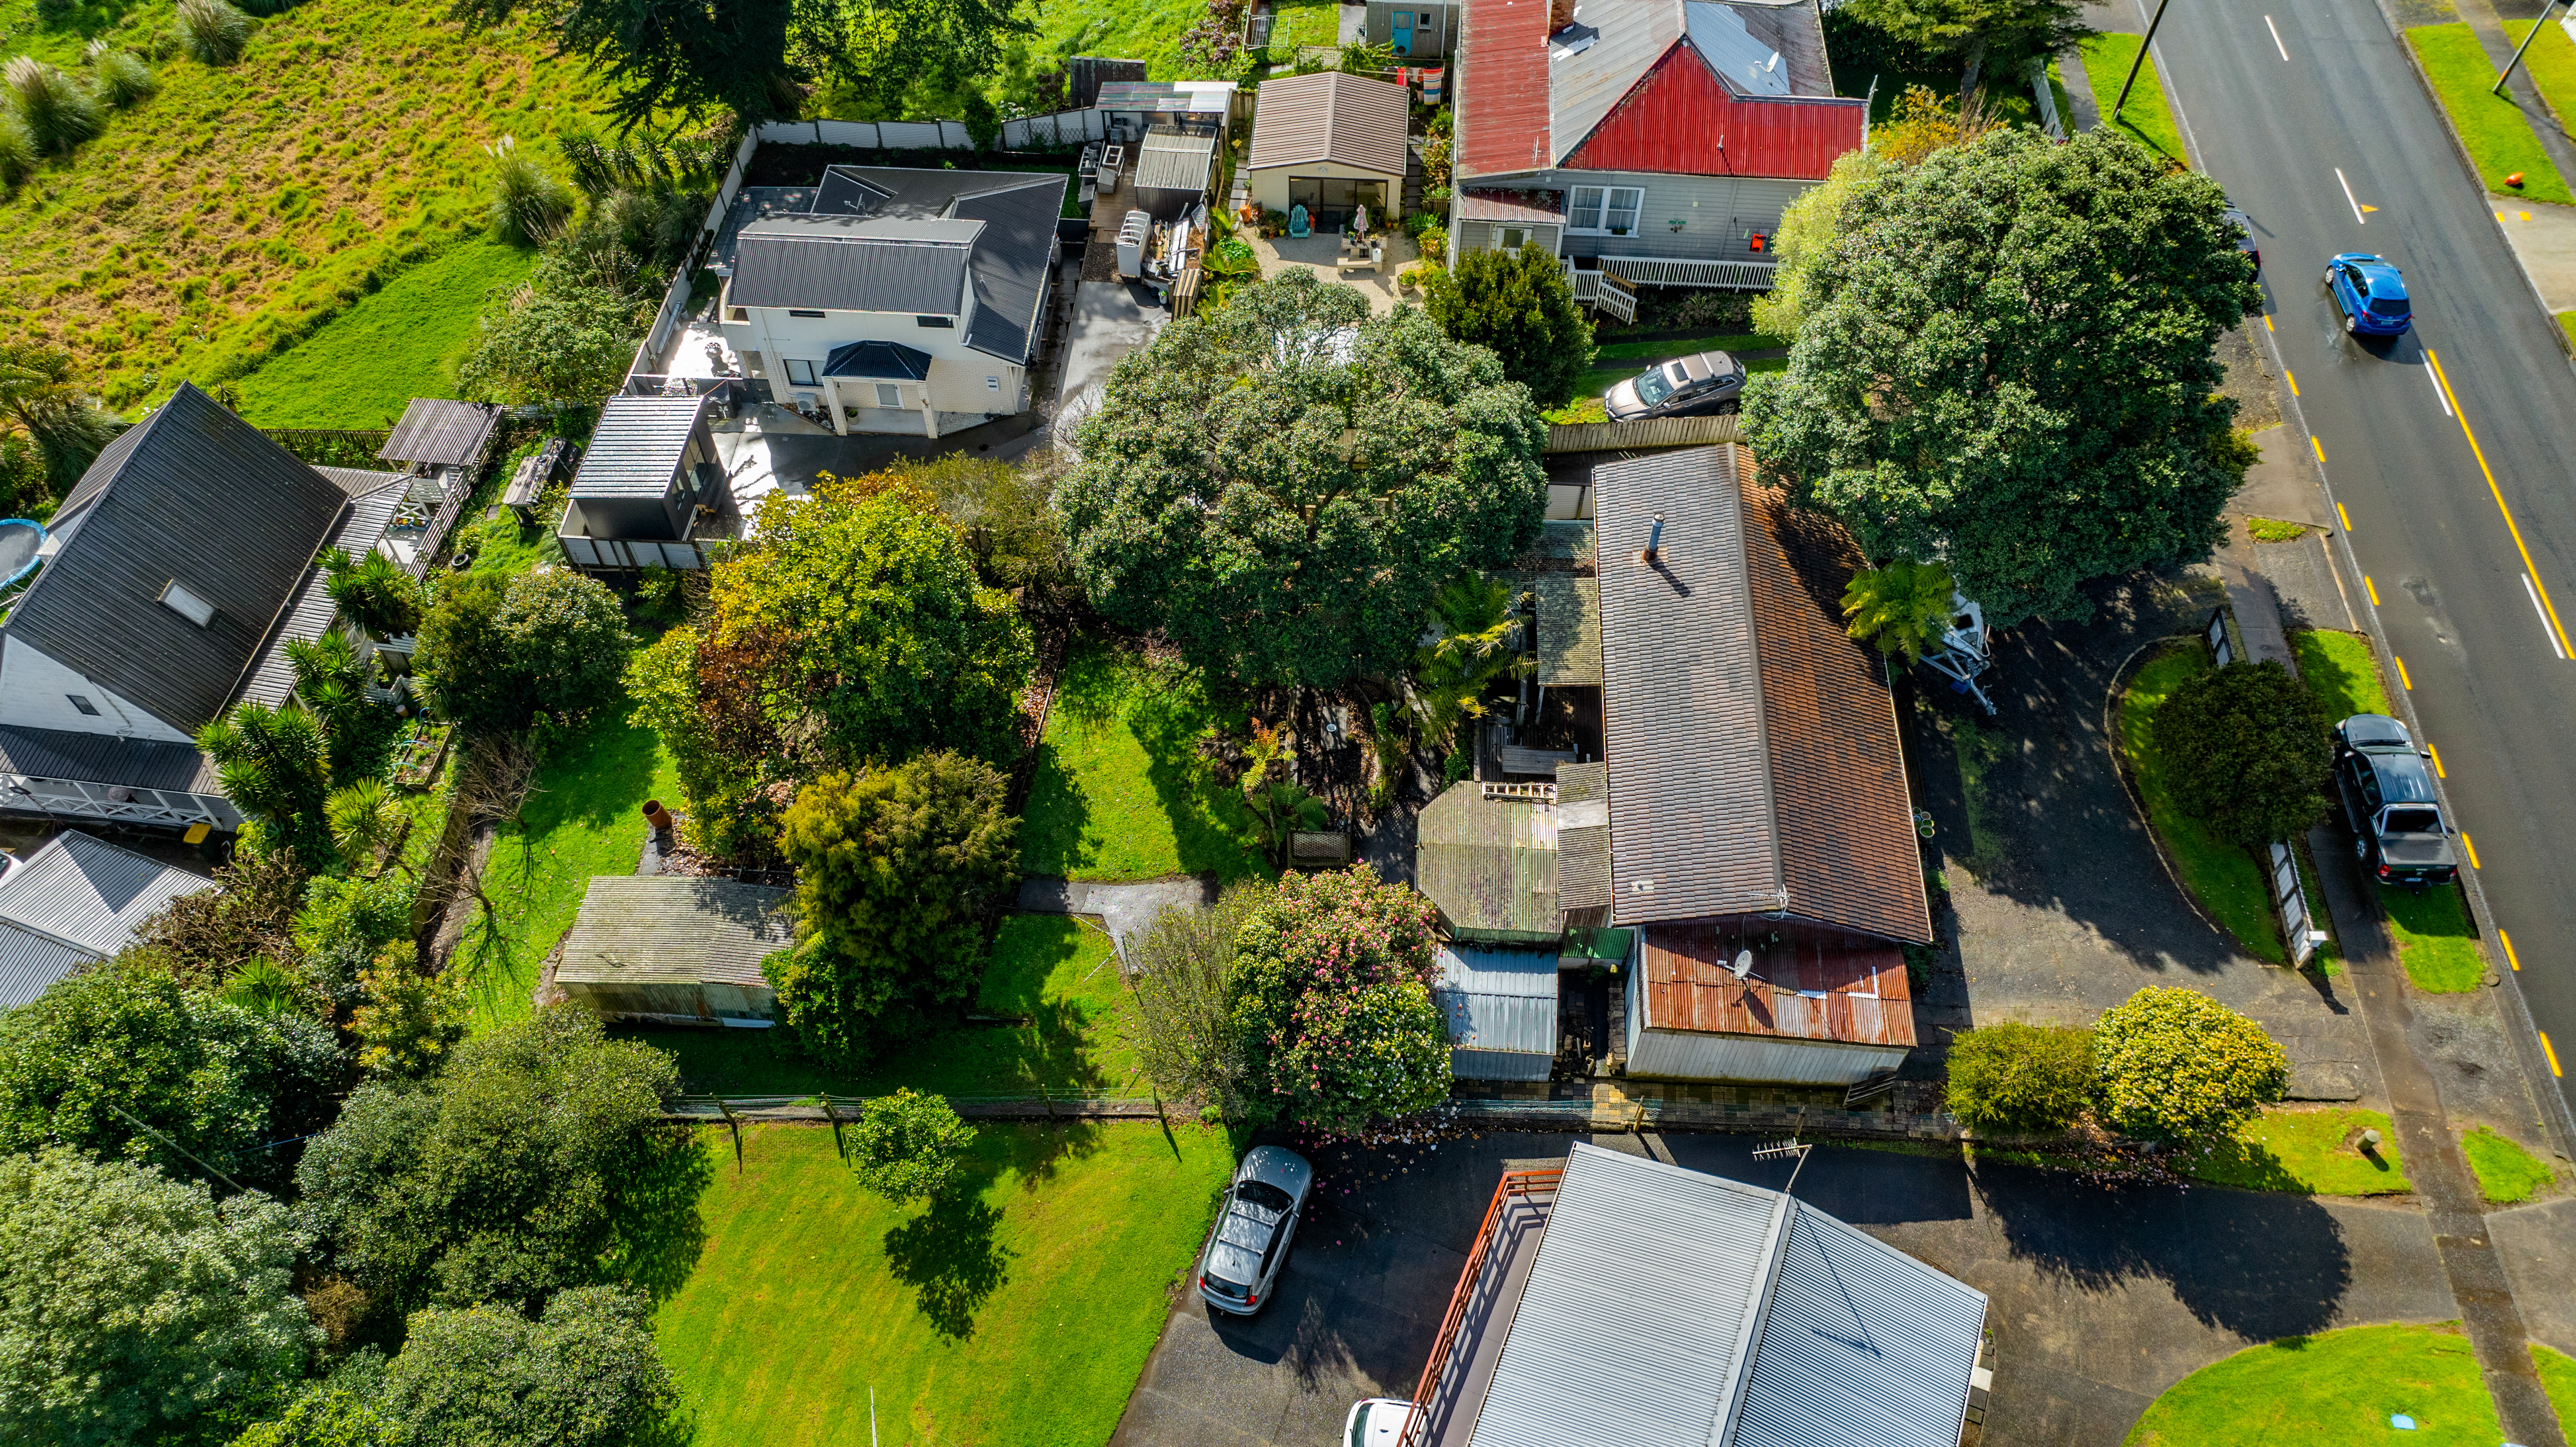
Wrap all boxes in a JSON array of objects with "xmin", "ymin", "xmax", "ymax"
[
  {"xmin": 555, "ymin": 875, "xmax": 796, "ymax": 989},
  {"xmin": 379, "ymin": 399, "xmax": 501, "ymax": 468},
  {"xmin": 1638, "ymin": 916, "xmax": 1913, "ymax": 1048},
  {"xmin": 1247, "ymin": 71, "xmax": 1412, "ymax": 175},
  {"xmin": 1436, "ymin": 944, "xmax": 1558, "ymax": 1067},
  {"xmin": 570, "ymin": 397, "xmax": 707, "ymax": 500},
  {"xmin": 1461, "ymin": 1143, "xmax": 1984, "ymax": 1447},
  {"xmin": 0, "ymin": 830, "xmax": 208, "ymax": 1006},
  {"xmin": 1135, "ymin": 128, "xmax": 1218, "ymax": 194}
]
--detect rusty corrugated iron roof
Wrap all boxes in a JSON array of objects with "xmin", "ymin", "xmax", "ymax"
[
  {"xmin": 1456, "ymin": 0, "xmax": 1558, "ymax": 177},
  {"xmin": 1247, "ymin": 71, "xmax": 1412, "ymax": 175},
  {"xmin": 1640, "ymin": 916, "xmax": 1914, "ymax": 1048}
]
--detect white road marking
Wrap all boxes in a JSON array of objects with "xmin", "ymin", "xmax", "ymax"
[
  {"xmin": 2428, "ymin": 361, "xmax": 2453, "ymax": 416},
  {"xmin": 2266, "ymin": 14, "xmax": 2290, "ymax": 61},
  {"xmin": 2529, "ymin": 573, "xmax": 2569, "ymax": 659},
  {"xmin": 2337, "ymin": 168, "xmax": 2367, "ymax": 225}
]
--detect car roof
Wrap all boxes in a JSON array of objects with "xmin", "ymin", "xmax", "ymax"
[
  {"xmin": 1239, "ymin": 1146, "xmax": 1312, "ymax": 1192},
  {"xmin": 2364, "ymin": 750, "xmax": 2441, "ymax": 806},
  {"xmin": 1692, "ymin": 350, "xmax": 1742, "ymax": 372},
  {"xmin": 2342, "ymin": 713, "xmax": 2412, "ymax": 750}
]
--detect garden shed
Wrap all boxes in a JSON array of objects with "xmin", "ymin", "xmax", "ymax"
[
  {"xmin": 0, "ymin": 830, "xmax": 207, "ymax": 1008},
  {"xmin": 1245, "ymin": 71, "xmax": 1411, "ymax": 231},
  {"xmin": 1434, "ymin": 944, "xmax": 1558, "ymax": 1081},
  {"xmin": 554, "ymin": 875, "xmax": 795, "ymax": 1026},
  {"xmin": 556, "ymin": 394, "xmax": 733, "ymax": 572},
  {"xmin": 378, "ymin": 399, "xmax": 502, "ymax": 470},
  {"xmin": 1416, "ymin": 782, "xmax": 1562, "ymax": 947},
  {"xmin": 1133, "ymin": 128, "xmax": 1219, "ymax": 221}
]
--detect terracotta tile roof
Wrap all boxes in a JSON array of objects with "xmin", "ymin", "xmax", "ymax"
[
  {"xmin": 1246, "ymin": 71, "xmax": 1412, "ymax": 176},
  {"xmin": 1640, "ymin": 916, "xmax": 1914, "ymax": 1048}
]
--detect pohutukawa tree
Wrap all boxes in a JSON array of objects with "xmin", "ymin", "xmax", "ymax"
[
  {"xmin": 1742, "ymin": 127, "xmax": 2261, "ymax": 625},
  {"xmin": 1057, "ymin": 270, "xmax": 1547, "ymax": 687}
]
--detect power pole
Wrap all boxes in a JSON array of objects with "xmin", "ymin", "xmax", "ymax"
[
  {"xmin": 2495, "ymin": 0, "xmax": 2566, "ymax": 94},
  {"xmin": 2112, "ymin": 0, "xmax": 2176, "ymax": 127}
]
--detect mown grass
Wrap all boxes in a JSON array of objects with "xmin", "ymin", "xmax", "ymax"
[
  {"xmin": 2246, "ymin": 517, "xmax": 2309, "ymax": 543},
  {"xmin": 1020, "ymin": 636, "xmax": 1268, "ymax": 883},
  {"xmin": 1021, "ymin": 0, "xmax": 1245, "ymax": 82},
  {"xmin": 2124, "ymin": 1323, "xmax": 2498, "ymax": 1446},
  {"xmin": 2079, "ymin": 33, "xmax": 2187, "ymax": 165},
  {"xmin": 2408, "ymin": 24, "xmax": 2575, "ymax": 204},
  {"xmin": 2293, "ymin": 629, "xmax": 2391, "ymax": 719},
  {"xmin": 1590, "ymin": 331, "xmax": 1784, "ymax": 362},
  {"xmin": 2460, "ymin": 1125, "xmax": 2555, "ymax": 1202},
  {"xmin": 2506, "ymin": 20, "xmax": 2576, "ymax": 136},
  {"xmin": 1264, "ymin": 0, "xmax": 1341, "ymax": 60},
  {"xmin": 632, "ymin": 913, "xmax": 1150, "ymax": 1099},
  {"xmin": 2174, "ymin": 1106, "xmax": 2409, "ymax": 1196},
  {"xmin": 2118, "ymin": 643, "xmax": 2284, "ymax": 963},
  {"xmin": 656, "ymin": 1120, "xmax": 1235, "ymax": 1447},
  {"xmin": 2536, "ymin": 1344, "xmax": 2576, "ymax": 1429},
  {"xmin": 454, "ymin": 702, "xmax": 682, "ymax": 1029},
  {"xmin": 230, "ymin": 236, "xmax": 537, "ymax": 427},
  {"xmin": 0, "ymin": 0, "xmax": 594, "ymax": 409}
]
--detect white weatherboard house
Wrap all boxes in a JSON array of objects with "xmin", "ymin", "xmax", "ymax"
[
  {"xmin": 0, "ymin": 383, "xmax": 425, "ymax": 834},
  {"xmin": 716, "ymin": 166, "xmax": 1066, "ymax": 437}
]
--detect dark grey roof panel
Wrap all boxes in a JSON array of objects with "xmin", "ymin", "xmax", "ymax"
[
  {"xmin": 378, "ymin": 399, "xmax": 502, "ymax": 467},
  {"xmin": 569, "ymin": 397, "xmax": 706, "ymax": 500},
  {"xmin": 0, "ymin": 725, "xmax": 218, "ymax": 792},
  {"xmin": 2, "ymin": 383, "xmax": 350, "ymax": 732},
  {"xmin": 0, "ymin": 829, "xmax": 209, "ymax": 960},
  {"xmin": 823, "ymin": 340, "xmax": 934, "ymax": 380},
  {"xmin": 954, "ymin": 174, "xmax": 1065, "ymax": 363},
  {"xmin": 730, "ymin": 215, "xmax": 976, "ymax": 316},
  {"xmin": 240, "ymin": 478, "xmax": 405, "ymax": 709}
]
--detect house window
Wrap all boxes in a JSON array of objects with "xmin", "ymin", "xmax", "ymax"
[
  {"xmin": 1568, "ymin": 185, "xmax": 1645, "ymax": 236},
  {"xmin": 727, "ymin": 306, "xmax": 748, "ymax": 321},
  {"xmin": 1499, "ymin": 226, "xmax": 1530, "ymax": 251},
  {"xmin": 785, "ymin": 359, "xmax": 818, "ymax": 386},
  {"xmin": 66, "ymin": 694, "xmax": 98, "ymax": 716},
  {"xmin": 916, "ymin": 315, "xmax": 955, "ymax": 328},
  {"xmin": 788, "ymin": 309, "xmax": 827, "ymax": 319},
  {"xmin": 159, "ymin": 579, "xmax": 216, "ymax": 627},
  {"xmin": 876, "ymin": 383, "xmax": 902, "ymax": 407}
]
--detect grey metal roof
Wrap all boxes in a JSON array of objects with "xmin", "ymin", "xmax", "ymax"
[
  {"xmin": 823, "ymin": 340, "xmax": 934, "ymax": 380},
  {"xmin": 1557, "ymin": 761, "xmax": 1611, "ymax": 912},
  {"xmin": 1686, "ymin": 0, "xmax": 1791, "ymax": 97},
  {"xmin": 1470, "ymin": 1142, "xmax": 1786, "ymax": 1447},
  {"xmin": 1546, "ymin": 0, "xmax": 1837, "ymax": 165},
  {"xmin": 0, "ymin": 829, "xmax": 209, "ymax": 961},
  {"xmin": 731, "ymin": 213, "xmax": 976, "ymax": 317},
  {"xmin": 1467, "ymin": 1143, "xmax": 1985, "ymax": 1447},
  {"xmin": 554, "ymin": 875, "xmax": 796, "ymax": 988},
  {"xmin": 1593, "ymin": 447, "xmax": 1780, "ymax": 926},
  {"xmin": 0, "ymin": 921, "xmax": 94, "ymax": 1010},
  {"xmin": 1134, "ymin": 128, "xmax": 1217, "ymax": 194},
  {"xmin": 378, "ymin": 399, "xmax": 501, "ymax": 468},
  {"xmin": 0, "ymin": 723, "xmax": 218, "ymax": 793},
  {"xmin": 239, "ymin": 475, "xmax": 406, "ymax": 709},
  {"xmin": 1, "ymin": 383, "xmax": 351, "ymax": 733},
  {"xmin": 1734, "ymin": 1202, "xmax": 1988, "ymax": 1447},
  {"xmin": 1435, "ymin": 944, "xmax": 1558, "ymax": 1063},
  {"xmin": 951, "ymin": 174, "xmax": 1067, "ymax": 363},
  {"xmin": 762, "ymin": 167, "xmax": 1064, "ymax": 365},
  {"xmin": 569, "ymin": 396, "xmax": 706, "ymax": 500}
]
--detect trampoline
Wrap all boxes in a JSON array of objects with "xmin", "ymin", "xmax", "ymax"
[{"xmin": 0, "ymin": 518, "xmax": 44, "ymax": 591}]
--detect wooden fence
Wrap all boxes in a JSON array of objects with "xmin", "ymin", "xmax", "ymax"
[
  {"xmin": 1543, "ymin": 415, "xmax": 1740, "ymax": 453},
  {"xmin": 665, "ymin": 1092, "xmax": 1170, "ymax": 1170}
]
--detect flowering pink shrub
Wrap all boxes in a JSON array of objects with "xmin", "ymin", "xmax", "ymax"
[{"xmin": 1230, "ymin": 866, "xmax": 1449, "ymax": 1132}]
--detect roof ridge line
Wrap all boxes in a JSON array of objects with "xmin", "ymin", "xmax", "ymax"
[
  {"xmin": 1730, "ymin": 446, "xmax": 1788, "ymax": 911},
  {"xmin": 1711, "ymin": 1191, "xmax": 1798, "ymax": 1447}
]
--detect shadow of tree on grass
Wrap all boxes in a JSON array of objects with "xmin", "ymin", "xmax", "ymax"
[
  {"xmin": 602, "ymin": 1123, "xmax": 718, "ymax": 1304},
  {"xmin": 884, "ymin": 1199, "xmax": 1013, "ymax": 1341}
]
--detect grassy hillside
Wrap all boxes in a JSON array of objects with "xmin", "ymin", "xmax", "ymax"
[
  {"xmin": 230, "ymin": 235, "xmax": 536, "ymax": 426},
  {"xmin": 0, "ymin": 0, "xmax": 595, "ymax": 408}
]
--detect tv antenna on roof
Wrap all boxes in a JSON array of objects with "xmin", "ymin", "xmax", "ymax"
[{"xmin": 1753, "ymin": 1136, "xmax": 1812, "ymax": 1197}]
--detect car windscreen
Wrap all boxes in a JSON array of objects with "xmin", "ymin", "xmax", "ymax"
[
  {"xmin": 2383, "ymin": 806, "xmax": 2442, "ymax": 834},
  {"xmin": 1632, "ymin": 366, "xmax": 1676, "ymax": 405},
  {"xmin": 1238, "ymin": 1180, "xmax": 1294, "ymax": 1212},
  {"xmin": 2368, "ymin": 296, "xmax": 2410, "ymax": 316}
]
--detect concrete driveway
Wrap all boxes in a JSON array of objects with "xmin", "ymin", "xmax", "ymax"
[{"xmin": 1108, "ymin": 1130, "xmax": 2459, "ymax": 1447}]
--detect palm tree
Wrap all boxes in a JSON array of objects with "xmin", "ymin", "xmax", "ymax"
[
  {"xmin": 1407, "ymin": 573, "xmax": 1531, "ymax": 747},
  {"xmin": 1841, "ymin": 559, "xmax": 1959, "ymax": 662},
  {"xmin": 198, "ymin": 702, "xmax": 332, "ymax": 865},
  {"xmin": 0, "ymin": 341, "xmax": 121, "ymax": 495},
  {"xmin": 322, "ymin": 547, "xmax": 424, "ymax": 640},
  {"xmin": 327, "ymin": 778, "xmax": 404, "ymax": 876}
]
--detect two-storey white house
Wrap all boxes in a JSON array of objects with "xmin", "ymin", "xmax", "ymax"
[{"xmin": 717, "ymin": 167, "xmax": 1067, "ymax": 438}]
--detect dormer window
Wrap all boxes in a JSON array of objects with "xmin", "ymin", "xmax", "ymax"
[{"xmin": 160, "ymin": 579, "xmax": 216, "ymax": 627}]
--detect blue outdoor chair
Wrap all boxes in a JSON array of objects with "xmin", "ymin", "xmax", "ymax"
[{"xmin": 1288, "ymin": 204, "xmax": 1310, "ymax": 238}]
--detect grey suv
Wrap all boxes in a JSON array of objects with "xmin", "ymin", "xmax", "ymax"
[
  {"xmin": 2331, "ymin": 713, "xmax": 2457, "ymax": 888},
  {"xmin": 1196, "ymin": 1146, "xmax": 1313, "ymax": 1315},
  {"xmin": 1603, "ymin": 351, "xmax": 1746, "ymax": 421}
]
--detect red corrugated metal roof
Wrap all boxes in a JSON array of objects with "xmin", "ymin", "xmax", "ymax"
[
  {"xmin": 1456, "ymin": 0, "xmax": 1557, "ymax": 177},
  {"xmin": 1561, "ymin": 43, "xmax": 1862, "ymax": 180},
  {"xmin": 1641, "ymin": 916, "xmax": 1915, "ymax": 1047}
]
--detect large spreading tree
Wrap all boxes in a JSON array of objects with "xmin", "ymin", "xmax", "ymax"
[
  {"xmin": 1741, "ymin": 127, "xmax": 2260, "ymax": 626},
  {"xmin": 1058, "ymin": 271, "xmax": 1547, "ymax": 686}
]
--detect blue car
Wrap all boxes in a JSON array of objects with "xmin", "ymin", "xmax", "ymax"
[{"xmin": 2326, "ymin": 253, "xmax": 2412, "ymax": 336}]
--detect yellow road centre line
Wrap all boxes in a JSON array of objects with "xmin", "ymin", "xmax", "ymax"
[
  {"xmin": 2544, "ymin": 1031, "xmax": 2564, "ymax": 1078},
  {"xmin": 2427, "ymin": 350, "xmax": 2576, "ymax": 657},
  {"xmin": 2337, "ymin": 502, "xmax": 2353, "ymax": 531},
  {"xmin": 2366, "ymin": 576, "xmax": 2381, "ymax": 606},
  {"xmin": 2462, "ymin": 833, "xmax": 2480, "ymax": 869},
  {"xmin": 2287, "ymin": 369, "xmax": 2300, "ymax": 396},
  {"xmin": 2426, "ymin": 742, "xmax": 2444, "ymax": 775},
  {"xmin": 2501, "ymin": 929, "xmax": 2521, "ymax": 970},
  {"xmin": 2396, "ymin": 656, "xmax": 2413, "ymax": 690}
]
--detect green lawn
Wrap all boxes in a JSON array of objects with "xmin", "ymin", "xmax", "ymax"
[
  {"xmin": 230, "ymin": 237, "xmax": 538, "ymax": 427},
  {"xmin": 1264, "ymin": 0, "xmax": 1341, "ymax": 61},
  {"xmin": 1591, "ymin": 332, "xmax": 1785, "ymax": 363},
  {"xmin": 1021, "ymin": 0, "xmax": 1247, "ymax": 83},
  {"xmin": 2174, "ymin": 1107, "xmax": 2410, "ymax": 1196},
  {"xmin": 2079, "ymin": 33, "xmax": 2188, "ymax": 165},
  {"xmin": 2119, "ymin": 644, "xmax": 2284, "ymax": 962},
  {"xmin": 2293, "ymin": 628, "xmax": 2390, "ymax": 717},
  {"xmin": 452, "ymin": 702, "xmax": 682, "ymax": 1028},
  {"xmin": 656, "ymin": 1120, "xmax": 1235, "ymax": 1447},
  {"xmin": 2124, "ymin": 1323, "xmax": 2498, "ymax": 1446},
  {"xmin": 2507, "ymin": 19, "xmax": 2576, "ymax": 151},
  {"xmin": 2384, "ymin": 885, "xmax": 2485, "ymax": 993},
  {"xmin": 0, "ymin": 0, "xmax": 594, "ymax": 408},
  {"xmin": 2246, "ymin": 517, "xmax": 2309, "ymax": 543},
  {"xmin": 2537, "ymin": 1344, "xmax": 2576, "ymax": 1428},
  {"xmin": 1020, "ymin": 637, "xmax": 1268, "ymax": 883},
  {"xmin": 2408, "ymin": 24, "xmax": 2576, "ymax": 204},
  {"xmin": 632, "ymin": 913, "xmax": 1150, "ymax": 1099},
  {"xmin": 2461, "ymin": 1126, "xmax": 2555, "ymax": 1202}
]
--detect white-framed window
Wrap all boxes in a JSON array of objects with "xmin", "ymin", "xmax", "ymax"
[
  {"xmin": 785, "ymin": 359, "xmax": 817, "ymax": 386},
  {"xmin": 1568, "ymin": 185, "xmax": 1644, "ymax": 236},
  {"xmin": 876, "ymin": 383, "xmax": 902, "ymax": 407},
  {"xmin": 1499, "ymin": 226, "xmax": 1530, "ymax": 251}
]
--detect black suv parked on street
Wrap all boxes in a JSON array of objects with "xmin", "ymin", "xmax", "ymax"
[{"xmin": 2332, "ymin": 714, "xmax": 2458, "ymax": 888}]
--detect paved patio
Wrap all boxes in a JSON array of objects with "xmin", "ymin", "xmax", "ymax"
[{"xmin": 1253, "ymin": 232, "xmax": 1421, "ymax": 314}]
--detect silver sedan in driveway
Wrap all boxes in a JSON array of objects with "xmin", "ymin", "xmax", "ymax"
[
  {"xmin": 1604, "ymin": 350, "xmax": 1746, "ymax": 421},
  {"xmin": 1196, "ymin": 1146, "xmax": 1313, "ymax": 1315}
]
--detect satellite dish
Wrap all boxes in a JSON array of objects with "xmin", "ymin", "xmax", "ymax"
[{"xmin": 1730, "ymin": 949, "xmax": 1754, "ymax": 981}]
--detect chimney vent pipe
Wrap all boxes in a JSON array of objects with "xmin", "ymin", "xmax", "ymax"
[{"xmin": 1636, "ymin": 511, "xmax": 1667, "ymax": 566}]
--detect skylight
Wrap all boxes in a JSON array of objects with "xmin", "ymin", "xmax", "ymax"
[{"xmin": 159, "ymin": 579, "xmax": 216, "ymax": 627}]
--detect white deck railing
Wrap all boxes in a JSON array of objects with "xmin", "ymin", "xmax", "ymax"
[{"xmin": 1590, "ymin": 254, "xmax": 1780, "ymax": 290}]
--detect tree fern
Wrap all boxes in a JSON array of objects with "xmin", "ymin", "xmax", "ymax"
[{"xmin": 1841, "ymin": 560, "xmax": 1958, "ymax": 663}]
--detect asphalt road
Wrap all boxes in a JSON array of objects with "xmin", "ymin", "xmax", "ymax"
[{"xmin": 2138, "ymin": 0, "xmax": 2576, "ymax": 1135}]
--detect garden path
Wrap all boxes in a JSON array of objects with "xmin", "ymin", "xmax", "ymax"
[{"xmin": 1018, "ymin": 874, "xmax": 1215, "ymax": 963}]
